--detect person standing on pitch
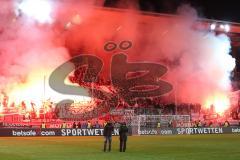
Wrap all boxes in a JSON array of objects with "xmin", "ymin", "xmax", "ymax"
[
  {"xmin": 103, "ymin": 122, "xmax": 114, "ymax": 152},
  {"xmin": 119, "ymin": 122, "xmax": 128, "ymax": 152}
]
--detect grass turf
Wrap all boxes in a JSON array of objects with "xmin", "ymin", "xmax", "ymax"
[{"xmin": 0, "ymin": 134, "xmax": 240, "ymax": 160}]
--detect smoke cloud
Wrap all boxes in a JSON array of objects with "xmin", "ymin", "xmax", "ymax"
[
  {"xmin": 63, "ymin": 3, "xmax": 235, "ymax": 108},
  {"xmin": 0, "ymin": 1, "xmax": 235, "ymax": 112}
]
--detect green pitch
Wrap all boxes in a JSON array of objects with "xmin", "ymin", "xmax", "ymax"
[{"xmin": 0, "ymin": 134, "xmax": 240, "ymax": 160}]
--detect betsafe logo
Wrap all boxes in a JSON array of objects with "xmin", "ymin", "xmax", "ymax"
[{"xmin": 49, "ymin": 41, "xmax": 172, "ymax": 119}]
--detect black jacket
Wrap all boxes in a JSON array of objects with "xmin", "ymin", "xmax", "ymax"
[
  {"xmin": 119, "ymin": 124, "xmax": 128, "ymax": 138},
  {"xmin": 103, "ymin": 123, "xmax": 114, "ymax": 137}
]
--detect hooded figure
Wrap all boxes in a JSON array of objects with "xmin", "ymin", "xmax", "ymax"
[
  {"xmin": 103, "ymin": 122, "xmax": 114, "ymax": 152},
  {"xmin": 119, "ymin": 122, "xmax": 128, "ymax": 152}
]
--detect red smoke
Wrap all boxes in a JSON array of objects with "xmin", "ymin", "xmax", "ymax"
[
  {"xmin": 62, "ymin": 4, "xmax": 235, "ymax": 112},
  {"xmin": 0, "ymin": 1, "xmax": 235, "ymax": 113}
]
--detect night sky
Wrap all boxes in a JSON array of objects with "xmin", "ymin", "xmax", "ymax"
[{"xmin": 104, "ymin": 0, "xmax": 240, "ymax": 23}]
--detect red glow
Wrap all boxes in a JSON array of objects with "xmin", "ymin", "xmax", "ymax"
[{"xmin": 204, "ymin": 93, "xmax": 230, "ymax": 115}]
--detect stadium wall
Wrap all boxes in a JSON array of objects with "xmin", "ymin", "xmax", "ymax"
[{"xmin": 0, "ymin": 127, "xmax": 239, "ymax": 136}]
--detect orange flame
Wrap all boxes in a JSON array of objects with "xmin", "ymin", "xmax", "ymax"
[
  {"xmin": 204, "ymin": 93, "xmax": 230, "ymax": 114},
  {"xmin": 5, "ymin": 70, "xmax": 92, "ymax": 114}
]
